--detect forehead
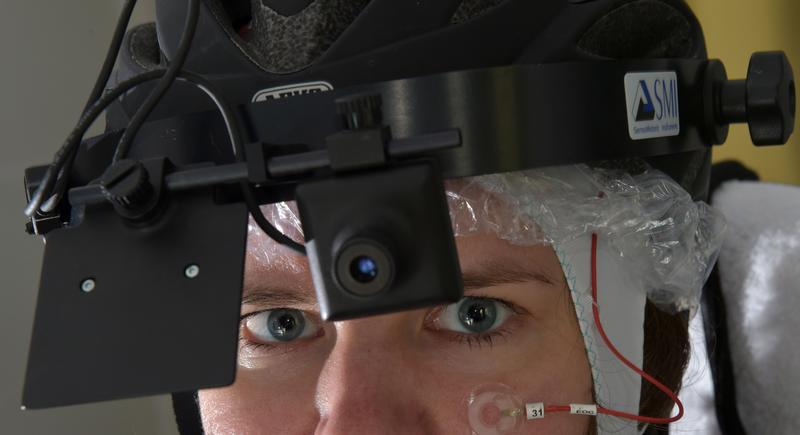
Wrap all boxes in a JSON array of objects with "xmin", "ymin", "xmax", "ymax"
[
  {"xmin": 244, "ymin": 232, "xmax": 563, "ymax": 296},
  {"xmin": 455, "ymin": 234, "xmax": 562, "ymax": 283}
]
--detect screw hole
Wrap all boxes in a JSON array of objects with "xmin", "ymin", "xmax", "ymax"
[
  {"xmin": 81, "ymin": 278, "xmax": 96, "ymax": 293},
  {"xmin": 184, "ymin": 264, "xmax": 200, "ymax": 279}
]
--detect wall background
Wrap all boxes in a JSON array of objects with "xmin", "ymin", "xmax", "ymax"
[
  {"xmin": 0, "ymin": 2, "xmax": 178, "ymax": 434},
  {"xmin": 0, "ymin": 1, "xmax": 797, "ymax": 434},
  {"xmin": 688, "ymin": 0, "xmax": 800, "ymax": 185}
]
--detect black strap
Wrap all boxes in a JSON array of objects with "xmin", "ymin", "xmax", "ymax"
[{"xmin": 172, "ymin": 391, "xmax": 205, "ymax": 435}]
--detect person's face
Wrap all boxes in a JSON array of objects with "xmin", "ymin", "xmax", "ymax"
[{"xmin": 199, "ymin": 233, "xmax": 594, "ymax": 435}]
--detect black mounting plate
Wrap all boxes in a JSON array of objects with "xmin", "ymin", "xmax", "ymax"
[{"xmin": 22, "ymin": 189, "xmax": 248, "ymax": 409}]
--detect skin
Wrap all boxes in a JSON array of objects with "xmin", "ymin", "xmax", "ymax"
[{"xmin": 199, "ymin": 234, "xmax": 594, "ymax": 435}]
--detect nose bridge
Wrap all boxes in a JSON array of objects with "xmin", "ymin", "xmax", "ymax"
[
  {"xmin": 318, "ymin": 317, "xmax": 408, "ymax": 402},
  {"xmin": 314, "ymin": 317, "xmax": 438, "ymax": 434}
]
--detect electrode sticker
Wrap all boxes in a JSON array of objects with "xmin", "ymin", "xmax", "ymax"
[
  {"xmin": 624, "ymin": 72, "xmax": 680, "ymax": 140},
  {"xmin": 525, "ymin": 402, "xmax": 545, "ymax": 420},
  {"xmin": 569, "ymin": 404, "xmax": 598, "ymax": 416}
]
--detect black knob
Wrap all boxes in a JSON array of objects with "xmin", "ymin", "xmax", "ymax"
[
  {"xmin": 336, "ymin": 94, "xmax": 383, "ymax": 130},
  {"xmin": 717, "ymin": 51, "xmax": 796, "ymax": 145},
  {"xmin": 99, "ymin": 160, "xmax": 153, "ymax": 214}
]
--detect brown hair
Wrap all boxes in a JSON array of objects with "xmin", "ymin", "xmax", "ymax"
[
  {"xmin": 638, "ymin": 301, "xmax": 691, "ymax": 428},
  {"xmin": 586, "ymin": 301, "xmax": 691, "ymax": 435}
]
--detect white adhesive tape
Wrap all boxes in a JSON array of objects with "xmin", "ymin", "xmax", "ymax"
[{"xmin": 569, "ymin": 404, "xmax": 598, "ymax": 416}]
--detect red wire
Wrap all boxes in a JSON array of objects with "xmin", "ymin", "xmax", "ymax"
[
  {"xmin": 590, "ymin": 233, "xmax": 684, "ymax": 423},
  {"xmin": 542, "ymin": 233, "xmax": 684, "ymax": 424}
]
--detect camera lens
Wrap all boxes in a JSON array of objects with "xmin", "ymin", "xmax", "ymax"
[
  {"xmin": 350, "ymin": 256, "xmax": 379, "ymax": 283},
  {"xmin": 335, "ymin": 239, "xmax": 395, "ymax": 297}
]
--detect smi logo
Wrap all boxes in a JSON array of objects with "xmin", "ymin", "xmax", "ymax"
[
  {"xmin": 631, "ymin": 78, "xmax": 678, "ymax": 122},
  {"xmin": 624, "ymin": 72, "xmax": 680, "ymax": 140},
  {"xmin": 252, "ymin": 81, "xmax": 334, "ymax": 103}
]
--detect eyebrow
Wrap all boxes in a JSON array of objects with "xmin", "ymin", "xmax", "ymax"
[
  {"xmin": 242, "ymin": 285, "xmax": 316, "ymax": 307},
  {"xmin": 242, "ymin": 259, "xmax": 561, "ymax": 307},
  {"xmin": 462, "ymin": 259, "xmax": 562, "ymax": 291}
]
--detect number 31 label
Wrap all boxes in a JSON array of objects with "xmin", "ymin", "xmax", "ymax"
[{"xmin": 526, "ymin": 402, "xmax": 545, "ymax": 420}]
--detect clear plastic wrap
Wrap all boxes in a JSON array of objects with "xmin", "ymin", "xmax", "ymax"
[{"xmin": 247, "ymin": 163, "xmax": 726, "ymax": 313}]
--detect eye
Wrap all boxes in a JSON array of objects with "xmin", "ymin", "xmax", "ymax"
[
  {"xmin": 435, "ymin": 297, "xmax": 513, "ymax": 334},
  {"xmin": 243, "ymin": 309, "xmax": 319, "ymax": 344}
]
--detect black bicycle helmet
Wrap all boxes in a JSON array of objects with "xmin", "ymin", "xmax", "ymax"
[{"xmin": 110, "ymin": 0, "xmax": 711, "ymax": 203}]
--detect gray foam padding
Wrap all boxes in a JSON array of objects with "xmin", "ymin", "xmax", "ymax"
[
  {"xmin": 259, "ymin": 0, "xmax": 316, "ymax": 17},
  {"xmin": 578, "ymin": 0, "xmax": 693, "ymax": 59},
  {"xmin": 241, "ymin": 0, "xmax": 370, "ymax": 73},
  {"xmin": 208, "ymin": 0, "xmax": 511, "ymax": 74},
  {"xmin": 450, "ymin": 0, "xmax": 506, "ymax": 24}
]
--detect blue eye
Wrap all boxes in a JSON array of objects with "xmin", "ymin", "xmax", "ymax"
[
  {"xmin": 436, "ymin": 297, "xmax": 512, "ymax": 334},
  {"xmin": 244, "ymin": 309, "xmax": 318, "ymax": 343}
]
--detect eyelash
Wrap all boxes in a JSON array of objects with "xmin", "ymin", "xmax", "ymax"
[
  {"xmin": 238, "ymin": 336, "xmax": 275, "ymax": 352},
  {"xmin": 442, "ymin": 325, "xmax": 513, "ymax": 349}
]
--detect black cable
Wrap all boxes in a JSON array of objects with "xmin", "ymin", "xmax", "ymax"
[
  {"xmin": 111, "ymin": 0, "xmax": 200, "ymax": 163},
  {"xmin": 176, "ymin": 71, "xmax": 307, "ymax": 255},
  {"xmin": 39, "ymin": 150, "xmax": 76, "ymax": 213},
  {"xmin": 37, "ymin": 0, "xmax": 138, "ymax": 213},
  {"xmin": 25, "ymin": 0, "xmax": 303, "ymax": 253},
  {"xmin": 25, "ymin": 68, "xmax": 307, "ymax": 255},
  {"xmin": 83, "ymin": 0, "xmax": 138, "ymax": 113},
  {"xmin": 30, "ymin": 0, "xmax": 195, "ymax": 215},
  {"xmin": 25, "ymin": 70, "xmax": 165, "ymax": 217}
]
